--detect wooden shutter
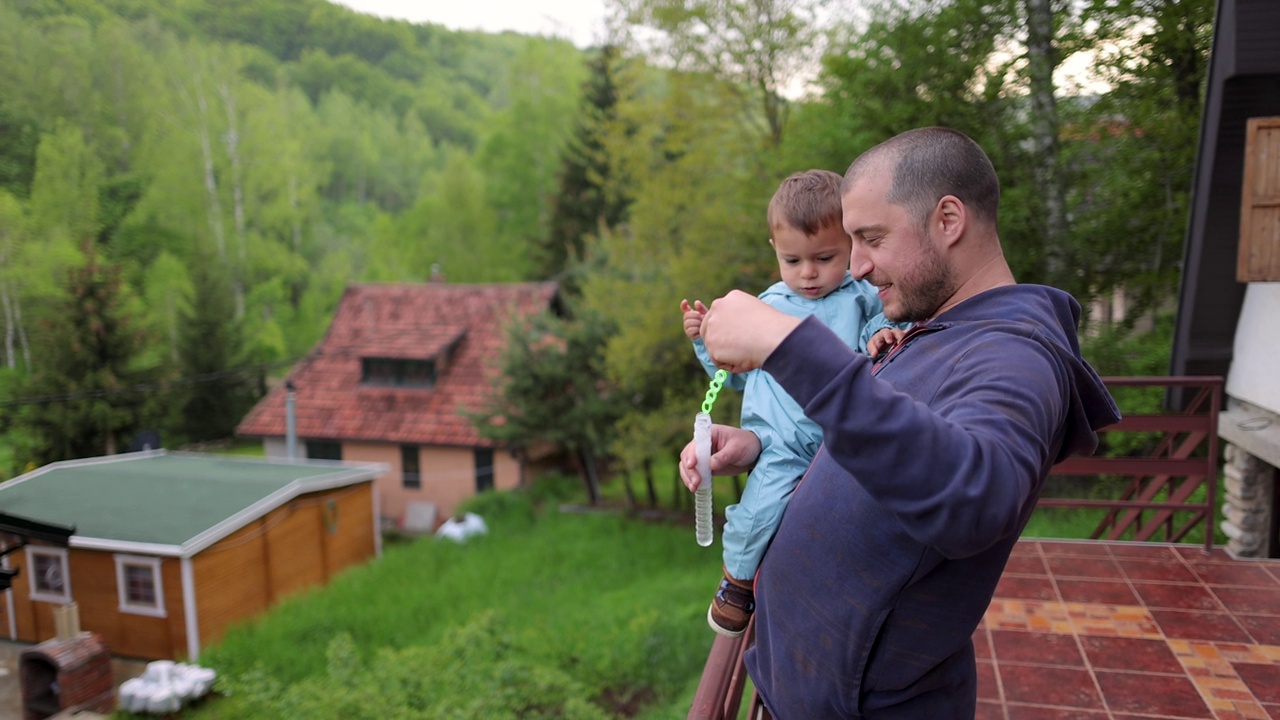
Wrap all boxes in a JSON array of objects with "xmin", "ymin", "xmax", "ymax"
[{"xmin": 1239, "ymin": 116, "xmax": 1280, "ymax": 281}]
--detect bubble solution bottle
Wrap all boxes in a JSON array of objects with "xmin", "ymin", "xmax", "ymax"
[{"xmin": 694, "ymin": 411, "xmax": 714, "ymax": 547}]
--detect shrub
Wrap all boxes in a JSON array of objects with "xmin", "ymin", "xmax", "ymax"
[
  {"xmin": 214, "ymin": 614, "xmax": 612, "ymax": 720},
  {"xmin": 455, "ymin": 489, "xmax": 536, "ymax": 531},
  {"xmin": 526, "ymin": 472, "xmax": 584, "ymax": 505}
]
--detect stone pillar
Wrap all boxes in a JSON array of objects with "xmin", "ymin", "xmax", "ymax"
[{"xmin": 1220, "ymin": 442, "xmax": 1278, "ymax": 558}]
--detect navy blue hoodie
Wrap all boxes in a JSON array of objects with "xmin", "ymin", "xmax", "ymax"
[{"xmin": 746, "ymin": 284, "xmax": 1120, "ymax": 718}]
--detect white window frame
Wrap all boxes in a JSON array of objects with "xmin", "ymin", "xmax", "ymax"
[
  {"xmin": 26, "ymin": 546, "xmax": 70, "ymax": 604},
  {"xmin": 114, "ymin": 554, "xmax": 166, "ymax": 618}
]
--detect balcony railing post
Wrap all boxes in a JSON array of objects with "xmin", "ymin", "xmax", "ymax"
[
  {"xmin": 687, "ymin": 618, "xmax": 757, "ymax": 720},
  {"xmin": 1205, "ymin": 377, "xmax": 1222, "ymax": 552}
]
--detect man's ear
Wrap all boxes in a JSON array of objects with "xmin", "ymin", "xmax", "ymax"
[{"xmin": 934, "ymin": 195, "xmax": 966, "ymax": 247}]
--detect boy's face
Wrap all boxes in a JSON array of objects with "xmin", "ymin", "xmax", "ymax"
[{"xmin": 770, "ymin": 223, "xmax": 852, "ymax": 300}]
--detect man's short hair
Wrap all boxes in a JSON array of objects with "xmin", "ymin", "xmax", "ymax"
[
  {"xmin": 842, "ymin": 127, "xmax": 1000, "ymax": 228},
  {"xmin": 768, "ymin": 169, "xmax": 844, "ymax": 236}
]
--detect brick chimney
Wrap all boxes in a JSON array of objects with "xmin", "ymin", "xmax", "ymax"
[{"xmin": 19, "ymin": 606, "xmax": 114, "ymax": 720}]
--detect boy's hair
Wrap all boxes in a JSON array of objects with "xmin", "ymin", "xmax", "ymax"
[{"xmin": 767, "ymin": 169, "xmax": 844, "ymax": 236}]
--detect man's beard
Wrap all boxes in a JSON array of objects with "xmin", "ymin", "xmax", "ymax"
[{"xmin": 881, "ymin": 239, "xmax": 955, "ymax": 323}]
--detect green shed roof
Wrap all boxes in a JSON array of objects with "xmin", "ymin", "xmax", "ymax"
[{"xmin": 0, "ymin": 451, "xmax": 386, "ymax": 556}]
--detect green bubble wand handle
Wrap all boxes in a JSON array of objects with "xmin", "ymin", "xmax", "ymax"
[{"xmin": 694, "ymin": 369, "xmax": 727, "ymax": 547}]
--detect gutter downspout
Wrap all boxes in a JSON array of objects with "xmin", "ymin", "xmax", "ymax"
[{"xmin": 182, "ymin": 557, "xmax": 200, "ymax": 660}]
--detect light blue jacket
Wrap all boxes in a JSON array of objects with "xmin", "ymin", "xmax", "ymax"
[{"xmin": 692, "ymin": 273, "xmax": 898, "ymax": 580}]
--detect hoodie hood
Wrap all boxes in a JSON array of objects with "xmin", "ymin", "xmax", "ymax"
[{"xmin": 932, "ymin": 284, "xmax": 1121, "ymax": 461}]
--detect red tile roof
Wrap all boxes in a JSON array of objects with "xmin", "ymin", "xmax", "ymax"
[{"xmin": 236, "ymin": 282, "xmax": 559, "ymax": 447}]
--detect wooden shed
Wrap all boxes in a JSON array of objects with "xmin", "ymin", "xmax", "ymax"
[{"xmin": 0, "ymin": 451, "xmax": 388, "ymax": 660}]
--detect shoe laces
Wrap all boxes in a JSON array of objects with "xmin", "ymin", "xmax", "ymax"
[{"xmin": 715, "ymin": 577, "xmax": 755, "ymax": 612}]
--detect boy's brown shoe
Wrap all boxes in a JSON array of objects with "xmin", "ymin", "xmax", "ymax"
[{"xmin": 707, "ymin": 572, "xmax": 755, "ymax": 637}]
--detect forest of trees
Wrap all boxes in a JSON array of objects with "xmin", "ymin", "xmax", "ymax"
[
  {"xmin": 0, "ymin": 0, "xmax": 587, "ymax": 469},
  {"xmin": 479, "ymin": 0, "xmax": 1215, "ymax": 496},
  {"xmin": 0, "ymin": 0, "xmax": 1214, "ymax": 483}
]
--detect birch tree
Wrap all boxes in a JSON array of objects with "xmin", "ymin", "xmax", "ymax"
[
  {"xmin": 609, "ymin": 0, "xmax": 832, "ymax": 147},
  {"xmin": 1025, "ymin": 0, "xmax": 1067, "ymax": 279},
  {"xmin": 0, "ymin": 191, "xmax": 32, "ymax": 370}
]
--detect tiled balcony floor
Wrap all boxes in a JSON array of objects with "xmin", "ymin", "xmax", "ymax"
[{"xmin": 977, "ymin": 540, "xmax": 1280, "ymax": 720}]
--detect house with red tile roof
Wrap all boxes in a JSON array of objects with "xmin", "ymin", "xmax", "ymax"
[{"xmin": 236, "ymin": 281, "xmax": 561, "ymax": 529}]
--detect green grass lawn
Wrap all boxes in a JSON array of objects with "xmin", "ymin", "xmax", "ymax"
[
  {"xmin": 116, "ymin": 465, "xmax": 1226, "ymax": 719},
  {"xmin": 136, "ymin": 489, "xmax": 723, "ymax": 720}
]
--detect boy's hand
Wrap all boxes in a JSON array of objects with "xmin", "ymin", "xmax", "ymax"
[
  {"xmin": 867, "ymin": 327, "xmax": 906, "ymax": 359},
  {"xmin": 680, "ymin": 299, "xmax": 708, "ymax": 340}
]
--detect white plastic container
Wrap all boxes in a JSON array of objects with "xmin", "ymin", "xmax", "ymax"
[{"xmin": 694, "ymin": 412, "xmax": 714, "ymax": 547}]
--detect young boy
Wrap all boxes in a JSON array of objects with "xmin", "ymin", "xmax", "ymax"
[{"xmin": 681, "ymin": 169, "xmax": 903, "ymax": 637}]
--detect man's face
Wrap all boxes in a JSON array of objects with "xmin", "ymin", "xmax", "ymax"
[
  {"xmin": 770, "ymin": 223, "xmax": 852, "ymax": 300},
  {"xmin": 841, "ymin": 175, "xmax": 955, "ymax": 323}
]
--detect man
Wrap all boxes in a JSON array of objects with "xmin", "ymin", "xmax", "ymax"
[{"xmin": 681, "ymin": 127, "xmax": 1120, "ymax": 719}]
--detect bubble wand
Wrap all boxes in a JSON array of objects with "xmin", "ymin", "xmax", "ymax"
[{"xmin": 694, "ymin": 369, "xmax": 727, "ymax": 547}]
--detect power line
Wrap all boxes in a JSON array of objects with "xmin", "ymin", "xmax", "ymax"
[{"xmin": 0, "ymin": 358, "xmax": 302, "ymax": 410}]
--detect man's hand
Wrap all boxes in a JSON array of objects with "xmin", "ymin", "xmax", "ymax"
[
  {"xmin": 680, "ymin": 299, "xmax": 708, "ymax": 341},
  {"xmin": 700, "ymin": 290, "xmax": 802, "ymax": 373},
  {"xmin": 867, "ymin": 327, "xmax": 906, "ymax": 359},
  {"xmin": 678, "ymin": 424, "xmax": 763, "ymax": 491}
]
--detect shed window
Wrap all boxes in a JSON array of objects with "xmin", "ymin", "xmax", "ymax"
[
  {"xmin": 114, "ymin": 555, "xmax": 166, "ymax": 617},
  {"xmin": 27, "ymin": 547, "xmax": 70, "ymax": 603}
]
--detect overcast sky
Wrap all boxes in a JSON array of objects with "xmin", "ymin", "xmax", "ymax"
[{"xmin": 329, "ymin": 0, "xmax": 610, "ymax": 48}]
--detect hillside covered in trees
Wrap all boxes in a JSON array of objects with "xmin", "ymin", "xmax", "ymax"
[
  {"xmin": 0, "ymin": 0, "xmax": 1213, "ymax": 485},
  {"xmin": 0, "ymin": 0, "xmax": 586, "ymax": 468}
]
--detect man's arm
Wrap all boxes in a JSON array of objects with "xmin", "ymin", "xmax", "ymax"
[{"xmin": 764, "ymin": 317, "xmax": 1067, "ymax": 558}]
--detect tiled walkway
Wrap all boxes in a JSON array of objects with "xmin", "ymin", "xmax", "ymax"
[{"xmin": 977, "ymin": 540, "xmax": 1280, "ymax": 719}]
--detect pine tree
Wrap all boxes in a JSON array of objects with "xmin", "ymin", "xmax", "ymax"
[
  {"xmin": 538, "ymin": 45, "xmax": 629, "ymax": 290},
  {"xmin": 19, "ymin": 243, "xmax": 157, "ymax": 464},
  {"xmin": 176, "ymin": 257, "xmax": 258, "ymax": 444}
]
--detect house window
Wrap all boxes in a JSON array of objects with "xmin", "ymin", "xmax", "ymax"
[
  {"xmin": 306, "ymin": 441, "xmax": 342, "ymax": 461},
  {"xmin": 361, "ymin": 358, "xmax": 436, "ymax": 388},
  {"xmin": 402, "ymin": 445, "xmax": 421, "ymax": 489},
  {"xmin": 114, "ymin": 555, "xmax": 166, "ymax": 617},
  {"xmin": 27, "ymin": 547, "xmax": 70, "ymax": 604},
  {"xmin": 475, "ymin": 448, "xmax": 494, "ymax": 493}
]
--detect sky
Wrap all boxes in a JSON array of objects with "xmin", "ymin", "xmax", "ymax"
[
  {"xmin": 330, "ymin": 0, "xmax": 611, "ymax": 48},
  {"xmin": 328, "ymin": 1, "xmax": 1108, "ymax": 96}
]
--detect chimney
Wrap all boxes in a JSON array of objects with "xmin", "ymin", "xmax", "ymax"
[
  {"xmin": 53, "ymin": 602, "xmax": 81, "ymax": 640},
  {"xmin": 285, "ymin": 380, "xmax": 298, "ymax": 461}
]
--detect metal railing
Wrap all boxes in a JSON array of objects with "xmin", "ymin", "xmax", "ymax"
[
  {"xmin": 1038, "ymin": 376, "xmax": 1223, "ymax": 551},
  {"xmin": 687, "ymin": 618, "xmax": 761, "ymax": 720}
]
